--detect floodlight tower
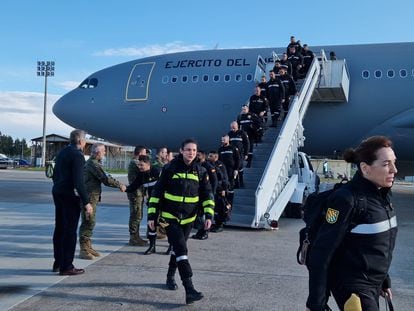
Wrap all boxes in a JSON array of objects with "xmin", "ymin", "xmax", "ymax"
[{"xmin": 37, "ymin": 61, "xmax": 55, "ymax": 167}]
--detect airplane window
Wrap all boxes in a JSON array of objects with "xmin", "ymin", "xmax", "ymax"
[
  {"xmin": 171, "ymin": 75, "xmax": 178, "ymax": 83},
  {"xmin": 400, "ymin": 69, "xmax": 407, "ymax": 78},
  {"xmin": 362, "ymin": 70, "xmax": 370, "ymax": 79},
  {"xmin": 374, "ymin": 70, "xmax": 382, "ymax": 79},
  {"xmin": 387, "ymin": 70, "xmax": 395, "ymax": 78},
  {"xmin": 162, "ymin": 76, "xmax": 169, "ymax": 84},
  {"xmin": 213, "ymin": 75, "xmax": 220, "ymax": 82},
  {"xmin": 246, "ymin": 73, "xmax": 253, "ymax": 81},
  {"xmin": 79, "ymin": 79, "xmax": 89, "ymax": 88},
  {"xmin": 203, "ymin": 75, "xmax": 209, "ymax": 82},
  {"xmin": 88, "ymin": 78, "xmax": 98, "ymax": 88},
  {"xmin": 224, "ymin": 74, "xmax": 231, "ymax": 82},
  {"xmin": 235, "ymin": 74, "xmax": 242, "ymax": 82},
  {"xmin": 182, "ymin": 75, "xmax": 188, "ymax": 83},
  {"xmin": 192, "ymin": 75, "xmax": 199, "ymax": 83}
]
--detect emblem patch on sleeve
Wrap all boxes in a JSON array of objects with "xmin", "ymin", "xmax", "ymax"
[{"xmin": 326, "ymin": 208, "xmax": 339, "ymax": 224}]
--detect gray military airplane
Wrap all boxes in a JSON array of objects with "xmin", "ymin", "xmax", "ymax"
[{"xmin": 53, "ymin": 42, "xmax": 414, "ymax": 162}]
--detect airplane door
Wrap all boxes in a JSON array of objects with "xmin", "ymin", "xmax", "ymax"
[
  {"xmin": 125, "ymin": 62, "xmax": 155, "ymax": 101},
  {"xmin": 254, "ymin": 55, "xmax": 266, "ymax": 83}
]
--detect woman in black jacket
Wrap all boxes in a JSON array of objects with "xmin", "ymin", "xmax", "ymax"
[{"xmin": 306, "ymin": 136, "xmax": 398, "ymax": 311}]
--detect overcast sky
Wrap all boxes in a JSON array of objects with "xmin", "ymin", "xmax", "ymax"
[{"xmin": 1, "ymin": 0, "xmax": 414, "ymax": 142}]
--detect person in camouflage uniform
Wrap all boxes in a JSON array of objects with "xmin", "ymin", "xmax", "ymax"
[
  {"xmin": 152, "ymin": 146, "xmax": 169, "ymax": 169},
  {"xmin": 127, "ymin": 146, "xmax": 148, "ymax": 246},
  {"xmin": 79, "ymin": 143, "xmax": 126, "ymax": 260}
]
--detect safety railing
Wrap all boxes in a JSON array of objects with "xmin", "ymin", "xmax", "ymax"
[{"xmin": 253, "ymin": 55, "xmax": 321, "ymax": 227}]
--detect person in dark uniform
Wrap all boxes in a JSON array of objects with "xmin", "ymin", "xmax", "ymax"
[
  {"xmin": 237, "ymin": 105, "xmax": 263, "ymax": 166},
  {"xmin": 306, "ymin": 136, "xmax": 398, "ymax": 311},
  {"xmin": 287, "ymin": 46, "xmax": 304, "ymax": 81},
  {"xmin": 286, "ymin": 35, "xmax": 302, "ymax": 54},
  {"xmin": 301, "ymin": 44, "xmax": 314, "ymax": 76},
  {"xmin": 148, "ymin": 138, "xmax": 214, "ymax": 304},
  {"xmin": 228, "ymin": 121, "xmax": 250, "ymax": 187},
  {"xmin": 218, "ymin": 135, "xmax": 240, "ymax": 206},
  {"xmin": 191, "ymin": 150, "xmax": 218, "ymax": 240},
  {"xmin": 249, "ymin": 86, "xmax": 268, "ymax": 121},
  {"xmin": 125, "ymin": 155, "xmax": 161, "ymax": 255},
  {"xmin": 208, "ymin": 151, "xmax": 230, "ymax": 233},
  {"xmin": 257, "ymin": 75, "xmax": 269, "ymax": 122},
  {"xmin": 266, "ymin": 70, "xmax": 285, "ymax": 127},
  {"xmin": 79, "ymin": 143, "xmax": 126, "ymax": 260},
  {"xmin": 278, "ymin": 66, "xmax": 297, "ymax": 120},
  {"xmin": 52, "ymin": 129, "xmax": 92, "ymax": 275},
  {"xmin": 273, "ymin": 53, "xmax": 292, "ymax": 75}
]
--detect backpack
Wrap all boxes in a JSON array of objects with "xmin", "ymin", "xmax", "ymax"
[{"xmin": 296, "ymin": 181, "xmax": 366, "ymax": 266}]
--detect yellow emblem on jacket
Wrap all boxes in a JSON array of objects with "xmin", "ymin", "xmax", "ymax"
[{"xmin": 326, "ymin": 208, "xmax": 339, "ymax": 224}]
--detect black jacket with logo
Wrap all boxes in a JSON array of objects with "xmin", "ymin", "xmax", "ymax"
[{"xmin": 306, "ymin": 171, "xmax": 397, "ymax": 310}]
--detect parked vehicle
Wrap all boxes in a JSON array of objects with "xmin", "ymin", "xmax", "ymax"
[
  {"xmin": 13, "ymin": 159, "xmax": 31, "ymax": 167},
  {"xmin": 0, "ymin": 154, "xmax": 14, "ymax": 169}
]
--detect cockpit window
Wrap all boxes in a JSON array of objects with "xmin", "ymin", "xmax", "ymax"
[
  {"xmin": 79, "ymin": 79, "xmax": 89, "ymax": 88},
  {"xmin": 79, "ymin": 78, "xmax": 98, "ymax": 89},
  {"xmin": 89, "ymin": 78, "xmax": 98, "ymax": 88}
]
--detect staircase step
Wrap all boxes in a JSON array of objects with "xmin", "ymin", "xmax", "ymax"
[
  {"xmin": 226, "ymin": 213, "xmax": 255, "ymax": 227},
  {"xmin": 231, "ymin": 203, "xmax": 256, "ymax": 214}
]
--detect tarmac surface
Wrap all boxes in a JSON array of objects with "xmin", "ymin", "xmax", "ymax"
[{"xmin": 0, "ymin": 169, "xmax": 413, "ymax": 311}]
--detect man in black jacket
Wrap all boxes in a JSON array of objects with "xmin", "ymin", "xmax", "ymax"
[
  {"xmin": 278, "ymin": 66, "xmax": 297, "ymax": 120},
  {"xmin": 52, "ymin": 129, "xmax": 93, "ymax": 276},
  {"xmin": 192, "ymin": 151, "xmax": 218, "ymax": 240},
  {"xmin": 228, "ymin": 121, "xmax": 250, "ymax": 187},
  {"xmin": 266, "ymin": 71, "xmax": 285, "ymax": 127},
  {"xmin": 218, "ymin": 134, "xmax": 240, "ymax": 205}
]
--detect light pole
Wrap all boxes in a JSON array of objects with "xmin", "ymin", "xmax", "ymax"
[{"xmin": 37, "ymin": 61, "xmax": 55, "ymax": 167}]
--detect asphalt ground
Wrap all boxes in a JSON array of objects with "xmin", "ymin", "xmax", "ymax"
[{"xmin": 0, "ymin": 170, "xmax": 413, "ymax": 311}]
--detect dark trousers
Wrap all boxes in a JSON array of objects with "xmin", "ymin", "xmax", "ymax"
[
  {"xmin": 52, "ymin": 193, "xmax": 81, "ymax": 271},
  {"xmin": 268, "ymin": 100, "xmax": 281, "ymax": 124},
  {"xmin": 332, "ymin": 285, "xmax": 380, "ymax": 311},
  {"xmin": 214, "ymin": 194, "xmax": 230, "ymax": 226},
  {"xmin": 282, "ymin": 96, "xmax": 291, "ymax": 115},
  {"xmin": 166, "ymin": 221, "xmax": 193, "ymax": 280}
]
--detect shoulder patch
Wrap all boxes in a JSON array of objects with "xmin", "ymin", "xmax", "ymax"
[{"xmin": 326, "ymin": 208, "xmax": 339, "ymax": 224}]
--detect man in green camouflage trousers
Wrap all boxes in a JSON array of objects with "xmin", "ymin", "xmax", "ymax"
[
  {"xmin": 127, "ymin": 146, "xmax": 148, "ymax": 246},
  {"xmin": 79, "ymin": 143, "xmax": 126, "ymax": 260}
]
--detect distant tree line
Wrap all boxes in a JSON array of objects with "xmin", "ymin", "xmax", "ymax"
[{"xmin": 0, "ymin": 131, "xmax": 30, "ymax": 158}]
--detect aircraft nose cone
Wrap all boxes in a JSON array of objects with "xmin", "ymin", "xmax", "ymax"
[
  {"xmin": 52, "ymin": 89, "xmax": 85, "ymax": 128},
  {"xmin": 52, "ymin": 95, "xmax": 65, "ymax": 120}
]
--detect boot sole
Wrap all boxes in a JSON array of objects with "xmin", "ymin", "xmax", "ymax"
[{"xmin": 186, "ymin": 294, "xmax": 204, "ymax": 304}]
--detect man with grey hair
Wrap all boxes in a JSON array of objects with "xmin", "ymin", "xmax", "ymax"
[
  {"xmin": 79, "ymin": 142, "xmax": 126, "ymax": 260},
  {"xmin": 52, "ymin": 129, "xmax": 93, "ymax": 275}
]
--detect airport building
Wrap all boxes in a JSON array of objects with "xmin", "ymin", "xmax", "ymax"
[{"xmin": 31, "ymin": 133, "xmax": 133, "ymax": 169}]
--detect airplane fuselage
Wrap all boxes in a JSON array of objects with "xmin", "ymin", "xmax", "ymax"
[{"xmin": 53, "ymin": 42, "xmax": 414, "ymax": 160}]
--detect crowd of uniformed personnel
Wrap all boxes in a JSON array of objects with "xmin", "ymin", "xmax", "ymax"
[{"xmin": 52, "ymin": 36, "xmax": 316, "ymax": 305}]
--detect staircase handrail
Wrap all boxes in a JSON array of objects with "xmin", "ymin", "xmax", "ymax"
[{"xmin": 253, "ymin": 56, "xmax": 321, "ymax": 226}]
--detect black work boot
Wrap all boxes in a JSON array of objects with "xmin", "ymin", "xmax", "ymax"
[
  {"xmin": 166, "ymin": 266, "xmax": 178, "ymax": 290},
  {"xmin": 144, "ymin": 235, "xmax": 156, "ymax": 255},
  {"xmin": 183, "ymin": 278, "xmax": 203, "ymax": 304},
  {"xmin": 166, "ymin": 276, "xmax": 178, "ymax": 290}
]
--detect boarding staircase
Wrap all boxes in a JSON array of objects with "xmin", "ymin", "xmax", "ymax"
[{"xmin": 227, "ymin": 50, "xmax": 350, "ymax": 228}]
